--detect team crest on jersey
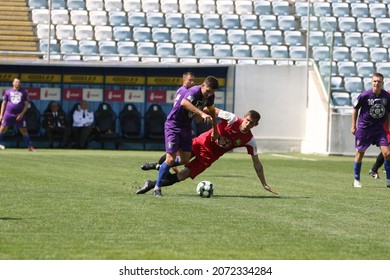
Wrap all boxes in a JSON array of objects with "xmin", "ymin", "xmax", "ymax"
[
  {"xmin": 167, "ymin": 142, "xmax": 173, "ymax": 149},
  {"xmin": 216, "ymin": 137, "xmax": 231, "ymax": 148},
  {"xmin": 370, "ymin": 103, "xmax": 385, "ymax": 119},
  {"xmin": 234, "ymin": 139, "xmax": 242, "ymax": 146},
  {"xmin": 10, "ymin": 91, "xmax": 22, "ymax": 104}
]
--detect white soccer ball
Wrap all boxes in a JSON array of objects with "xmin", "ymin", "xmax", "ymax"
[
  {"xmin": 196, "ymin": 180, "xmax": 214, "ymax": 198},
  {"xmin": 0, "ymin": 144, "xmax": 5, "ymax": 150}
]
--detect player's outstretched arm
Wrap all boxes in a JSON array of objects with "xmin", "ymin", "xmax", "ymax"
[
  {"xmin": 181, "ymin": 99, "xmax": 212, "ymax": 123},
  {"xmin": 251, "ymin": 154, "xmax": 279, "ymax": 195}
]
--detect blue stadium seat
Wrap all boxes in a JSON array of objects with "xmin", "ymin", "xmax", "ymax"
[
  {"xmin": 318, "ymin": 61, "xmax": 337, "ymax": 76},
  {"xmin": 152, "ymin": 27, "xmax": 171, "ymax": 43},
  {"xmin": 289, "ymin": 46, "xmax": 307, "ymax": 59},
  {"xmin": 113, "ymin": 26, "xmax": 131, "ymax": 41},
  {"xmin": 222, "ymin": 14, "xmax": 240, "ymax": 29},
  {"xmin": 337, "ymin": 61, "xmax": 357, "ymax": 77},
  {"xmin": 333, "ymin": 46, "xmax": 350, "ymax": 62},
  {"xmin": 270, "ymin": 45, "xmax": 288, "ymax": 59},
  {"xmin": 203, "ymin": 14, "xmax": 221, "ymax": 29},
  {"xmin": 36, "ymin": 24, "xmax": 55, "ymax": 39},
  {"xmin": 99, "ymin": 41, "xmax": 118, "ymax": 55},
  {"xmin": 216, "ymin": 0, "xmax": 234, "ymax": 14},
  {"xmin": 369, "ymin": 3, "xmax": 387, "ymax": 18},
  {"xmin": 332, "ymin": 91, "xmax": 352, "ymax": 106},
  {"xmin": 240, "ymin": 14, "xmax": 258, "ymax": 30},
  {"xmin": 313, "ymin": 2, "xmax": 331, "ymax": 16},
  {"xmin": 338, "ymin": 17, "xmax": 356, "ymax": 32},
  {"xmin": 86, "ymin": 0, "xmax": 104, "ymax": 11},
  {"xmin": 142, "ymin": 0, "xmax": 160, "ymax": 13},
  {"xmin": 51, "ymin": 10, "xmax": 69, "ymax": 25},
  {"xmin": 381, "ymin": 33, "xmax": 390, "ymax": 48},
  {"xmin": 75, "ymin": 25, "xmax": 93, "ymax": 40},
  {"xmin": 29, "ymin": 0, "xmax": 47, "ymax": 9},
  {"xmin": 344, "ymin": 77, "xmax": 363, "ymax": 93},
  {"xmin": 272, "ymin": 1, "xmax": 289, "ymax": 16},
  {"xmin": 235, "ymin": 0, "xmax": 253, "ymax": 15},
  {"xmin": 357, "ymin": 17, "xmax": 375, "ymax": 33},
  {"xmin": 79, "ymin": 40, "xmax": 98, "ymax": 55},
  {"xmin": 208, "ymin": 29, "xmax": 227, "ymax": 44},
  {"xmin": 213, "ymin": 44, "xmax": 232, "ymax": 57},
  {"xmin": 32, "ymin": 9, "xmax": 49, "ymax": 24},
  {"xmin": 94, "ymin": 26, "xmax": 113, "ymax": 41},
  {"xmin": 133, "ymin": 27, "xmax": 151, "ymax": 41},
  {"xmin": 320, "ymin": 16, "xmax": 337, "ymax": 32},
  {"xmin": 227, "ymin": 29, "xmax": 246, "ymax": 45},
  {"xmin": 109, "ymin": 11, "xmax": 127, "ymax": 26},
  {"xmin": 170, "ymin": 28, "xmax": 189, "ymax": 43},
  {"xmin": 284, "ymin": 30, "xmax": 303, "ymax": 46},
  {"xmin": 190, "ymin": 28, "xmax": 209, "ymax": 44},
  {"xmin": 161, "ymin": 0, "xmax": 179, "ymax": 13},
  {"xmin": 375, "ymin": 18, "xmax": 390, "ymax": 34},
  {"xmin": 89, "ymin": 11, "xmax": 108, "ymax": 26},
  {"xmin": 156, "ymin": 42, "xmax": 174, "ymax": 56},
  {"xmin": 300, "ymin": 16, "xmax": 319, "ymax": 31},
  {"xmin": 117, "ymin": 41, "xmax": 136, "ymax": 55},
  {"xmin": 330, "ymin": 76, "xmax": 344, "ymax": 90},
  {"xmin": 105, "ymin": 0, "xmax": 122, "ymax": 11},
  {"xmin": 123, "ymin": 0, "xmax": 141, "ymax": 12},
  {"xmin": 56, "ymin": 24, "xmax": 74, "ymax": 40},
  {"xmin": 195, "ymin": 43, "xmax": 213, "ymax": 57},
  {"xmin": 363, "ymin": 77, "xmax": 372, "ymax": 90},
  {"xmin": 350, "ymin": 47, "xmax": 369, "ymax": 62},
  {"xmin": 325, "ymin": 31, "xmax": 343, "ymax": 47},
  {"xmin": 344, "ymin": 32, "xmax": 363, "ymax": 48},
  {"xmin": 67, "ymin": 0, "xmax": 85, "ymax": 10},
  {"xmin": 70, "ymin": 10, "xmax": 88, "ymax": 25},
  {"xmin": 351, "ymin": 3, "xmax": 368, "ymax": 18},
  {"xmin": 232, "ymin": 45, "xmax": 251, "ymax": 57},
  {"xmin": 254, "ymin": 0, "xmax": 272, "ymax": 15},
  {"xmin": 264, "ymin": 30, "xmax": 283, "ymax": 45},
  {"xmin": 370, "ymin": 47, "xmax": 389, "ymax": 63},
  {"xmin": 51, "ymin": 0, "xmax": 65, "ymax": 9},
  {"xmin": 312, "ymin": 46, "xmax": 330, "ymax": 61},
  {"xmin": 198, "ymin": 0, "xmax": 216, "ymax": 14},
  {"xmin": 165, "ymin": 13, "xmax": 183, "ymax": 28},
  {"xmin": 309, "ymin": 31, "xmax": 325, "ymax": 46},
  {"xmin": 136, "ymin": 42, "xmax": 155, "ymax": 55},
  {"xmin": 251, "ymin": 45, "xmax": 270, "ymax": 58},
  {"xmin": 175, "ymin": 43, "xmax": 194, "ymax": 56},
  {"xmin": 332, "ymin": 2, "xmax": 350, "ymax": 17},
  {"xmin": 246, "ymin": 30, "xmax": 264, "ymax": 45},
  {"xmin": 362, "ymin": 32, "xmax": 381, "ymax": 48},
  {"xmin": 356, "ymin": 62, "xmax": 375, "ymax": 77},
  {"xmin": 295, "ymin": 2, "xmax": 311, "ymax": 17},
  {"xmin": 60, "ymin": 39, "xmax": 78, "ymax": 54},
  {"xmin": 184, "ymin": 13, "xmax": 202, "ymax": 28},
  {"xmin": 146, "ymin": 12, "xmax": 165, "ymax": 27},
  {"xmin": 375, "ymin": 63, "xmax": 390, "ymax": 78},
  {"xmin": 259, "ymin": 15, "xmax": 277, "ymax": 30},
  {"xmin": 179, "ymin": 0, "xmax": 197, "ymax": 14},
  {"xmin": 128, "ymin": 12, "xmax": 146, "ymax": 27},
  {"xmin": 278, "ymin": 15, "xmax": 296, "ymax": 31}
]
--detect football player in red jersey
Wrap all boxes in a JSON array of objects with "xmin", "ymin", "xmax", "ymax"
[{"xmin": 136, "ymin": 108, "xmax": 278, "ymax": 195}]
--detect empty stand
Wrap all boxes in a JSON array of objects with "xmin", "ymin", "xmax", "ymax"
[
  {"xmin": 195, "ymin": 43, "xmax": 213, "ymax": 57},
  {"xmin": 156, "ymin": 42, "xmax": 174, "ymax": 56},
  {"xmin": 190, "ymin": 28, "xmax": 209, "ymax": 44},
  {"xmin": 246, "ymin": 30, "xmax": 264, "ymax": 45},
  {"xmin": 203, "ymin": 14, "xmax": 221, "ymax": 29},
  {"xmin": 251, "ymin": 45, "xmax": 270, "ymax": 58},
  {"xmin": 227, "ymin": 29, "xmax": 246, "ymax": 45},
  {"xmin": 175, "ymin": 43, "xmax": 194, "ymax": 56},
  {"xmin": 208, "ymin": 29, "xmax": 227, "ymax": 44},
  {"xmin": 350, "ymin": 47, "xmax": 369, "ymax": 62},
  {"xmin": 70, "ymin": 10, "xmax": 89, "ymax": 25},
  {"xmin": 254, "ymin": 0, "xmax": 272, "ymax": 15},
  {"xmin": 146, "ymin": 12, "xmax": 165, "ymax": 28},
  {"xmin": 213, "ymin": 44, "xmax": 232, "ymax": 57},
  {"xmin": 171, "ymin": 28, "xmax": 189, "ymax": 43},
  {"xmin": 152, "ymin": 27, "xmax": 171, "ymax": 43},
  {"xmin": 198, "ymin": 0, "xmax": 216, "ymax": 14},
  {"xmin": 235, "ymin": 0, "xmax": 253, "ymax": 15},
  {"xmin": 113, "ymin": 26, "xmax": 131, "ymax": 41},
  {"xmin": 356, "ymin": 62, "xmax": 375, "ymax": 78},
  {"xmin": 109, "ymin": 11, "xmax": 127, "ymax": 26}
]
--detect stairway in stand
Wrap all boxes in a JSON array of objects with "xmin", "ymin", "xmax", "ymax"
[{"xmin": 0, "ymin": 0, "xmax": 40, "ymax": 60}]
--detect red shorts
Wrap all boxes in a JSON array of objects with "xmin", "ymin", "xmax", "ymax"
[{"xmin": 186, "ymin": 138, "xmax": 217, "ymax": 179}]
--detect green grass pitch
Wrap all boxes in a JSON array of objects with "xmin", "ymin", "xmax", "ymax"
[{"xmin": 1, "ymin": 149, "xmax": 390, "ymax": 260}]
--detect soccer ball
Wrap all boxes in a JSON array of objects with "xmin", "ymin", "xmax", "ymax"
[{"xmin": 196, "ymin": 181, "xmax": 214, "ymax": 198}]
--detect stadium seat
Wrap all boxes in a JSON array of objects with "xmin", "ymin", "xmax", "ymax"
[
  {"xmin": 24, "ymin": 102, "xmax": 41, "ymax": 136},
  {"xmin": 28, "ymin": 0, "xmax": 47, "ymax": 9},
  {"xmin": 374, "ymin": 63, "xmax": 390, "ymax": 79},
  {"xmin": 190, "ymin": 28, "xmax": 209, "ymax": 44},
  {"xmin": 272, "ymin": 1, "xmax": 289, "ymax": 16},
  {"xmin": 363, "ymin": 77, "xmax": 372, "ymax": 90},
  {"xmin": 98, "ymin": 41, "xmax": 118, "ymax": 56},
  {"xmin": 94, "ymin": 103, "xmax": 117, "ymax": 141},
  {"xmin": 284, "ymin": 31, "xmax": 303, "ymax": 46},
  {"xmin": 199, "ymin": 58, "xmax": 218, "ymax": 64},
  {"xmin": 165, "ymin": 13, "xmax": 183, "ymax": 28},
  {"xmin": 39, "ymin": 39, "xmax": 59, "ymax": 53},
  {"xmin": 67, "ymin": 0, "xmax": 85, "ymax": 10},
  {"xmin": 36, "ymin": 24, "xmax": 55, "ymax": 39},
  {"xmin": 309, "ymin": 31, "xmax": 325, "ymax": 46},
  {"xmin": 246, "ymin": 30, "xmax": 264, "ymax": 45},
  {"xmin": 259, "ymin": 15, "xmax": 277, "ymax": 30},
  {"xmin": 351, "ymin": 3, "xmax": 369, "ymax": 18},
  {"xmin": 376, "ymin": 18, "xmax": 390, "ymax": 34},
  {"xmin": 83, "ymin": 55, "xmax": 101, "ymax": 61},
  {"xmin": 161, "ymin": 57, "xmax": 178, "ymax": 63},
  {"xmin": 123, "ymin": 0, "xmax": 141, "ymax": 12},
  {"xmin": 113, "ymin": 26, "xmax": 131, "ymax": 41},
  {"xmin": 203, "ymin": 14, "xmax": 221, "ymax": 29},
  {"xmin": 357, "ymin": 18, "xmax": 375, "ymax": 33},
  {"xmin": 161, "ymin": 0, "xmax": 179, "ymax": 13},
  {"xmin": 156, "ymin": 42, "xmax": 174, "ymax": 56},
  {"xmin": 325, "ymin": 31, "xmax": 343, "ymax": 47},
  {"xmin": 194, "ymin": 43, "xmax": 213, "ymax": 57},
  {"xmin": 251, "ymin": 45, "xmax": 270, "ymax": 58},
  {"xmin": 333, "ymin": 46, "xmax": 350, "ymax": 62},
  {"xmin": 184, "ymin": 13, "xmax": 202, "ymax": 28},
  {"xmin": 264, "ymin": 30, "xmax": 283, "ymax": 46},
  {"xmin": 219, "ymin": 59, "xmax": 236, "ymax": 65},
  {"xmin": 278, "ymin": 15, "xmax": 296, "ymax": 31},
  {"xmin": 369, "ymin": 3, "xmax": 387, "ymax": 18},
  {"xmin": 295, "ymin": 2, "xmax": 311, "ymax": 17},
  {"xmin": 145, "ymin": 104, "xmax": 166, "ymax": 140},
  {"xmin": 235, "ymin": 0, "xmax": 253, "ymax": 15},
  {"xmin": 94, "ymin": 26, "xmax": 113, "ymax": 41},
  {"xmin": 142, "ymin": 0, "xmax": 160, "ymax": 13},
  {"xmin": 238, "ymin": 59, "xmax": 256, "ymax": 65},
  {"xmin": 337, "ymin": 61, "xmax": 357, "ymax": 77},
  {"xmin": 356, "ymin": 62, "xmax": 375, "ymax": 78},
  {"xmin": 63, "ymin": 55, "xmax": 81, "ymax": 61},
  {"xmin": 51, "ymin": 10, "xmax": 69, "ymax": 25},
  {"xmin": 128, "ymin": 12, "xmax": 146, "ymax": 27},
  {"xmin": 179, "ymin": 58, "xmax": 198, "ymax": 63},
  {"xmin": 240, "ymin": 14, "xmax": 258, "ymax": 30},
  {"xmin": 79, "ymin": 40, "xmax": 98, "ymax": 55},
  {"xmin": 318, "ymin": 61, "xmax": 337, "ymax": 76},
  {"xmin": 198, "ymin": 0, "xmax": 216, "ymax": 14},
  {"xmin": 105, "ymin": 0, "xmax": 122, "ymax": 12},
  {"xmin": 86, "ymin": 0, "xmax": 104, "ymax": 11},
  {"xmin": 208, "ymin": 29, "xmax": 227, "ymax": 44},
  {"xmin": 179, "ymin": 0, "xmax": 197, "ymax": 13},
  {"xmin": 222, "ymin": 14, "xmax": 240, "ymax": 29},
  {"xmin": 330, "ymin": 76, "xmax": 344, "ymax": 90},
  {"xmin": 370, "ymin": 47, "xmax": 389, "ymax": 63},
  {"xmin": 146, "ymin": 12, "xmax": 165, "ymax": 28},
  {"xmin": 117, "ymin": 41, "xmax": 136, "ymax": 55},
  {"xmin": 175, "ymin": 43, "xmax": 194, "ymax": 56},
  {"xmin": 344, "ymin": 32, "xmax": 363, "ymax": 48},
  {"xmin": 32, "ymin": 9, "xmax": 49, "ymax": 24},
  {"xmin": 232, "ymin": 45, "xmax": 251, "ymax": 58},
  {"xmin": 332, "ymin": 2, "xmax": 350, "ymax": 17},
  {"xmin": 362, "ymin": 32, "xmax": 381, "ymax": 48},
  {"xmin": 60, "ymin": 40, "xmax": 79, "ymax": 54},
  {"xmin": 300, "ymin": 16, "xmax": 319, "ymax": 31},
  {"xmin": 133, "ymin": 27, "xmax": 151, "ymax": 42},
  {"xmin": 136, "ymin": 41, "xmax": 155, "ymax": 55},
  {"xmin": 89, "ymin": 10, "xmax": 108, "ymax": 25},
  {"xmin": 350, "ymin": 92, "xmax": 360, "ymax": 105},
  {"xmin": 152, "ymin": 27, "xmax": 170, "ymax": 43},
  {"xmin": 320, "ymin": 16, "xmax": 337, "ymax": 32},
  {"xmin": 289, "ymin": 46, "xmax": 307, "ymax": 59},
  {"xmin": 312, "ymin": 46, "xmax": 330, "ymax": 61},
  {"xmin": 70, "ymin": 10, "xmax": 89, "ymax": 25},
  {"xmin": 331, "ymin": 91, "xmax": 352, "ymax": 106},
  {"xmin": 170, "ymin": 28, "xmax": 189, "ymax": 43},
  {"xmin": 109, "ymin": 11, "xmax": 127, "ymax": 26},
  {"xmin": 56, "ymin": 25, "xmax": 74, "ymax": 40},
  {"xmin": 350, "ymin": 47, "xmax": 369, "ymax": 62},
  {"xmin": 270, "ymin": 45, "xmax": 288, "ymax": 59},
  {"xmin": 313, "ymin": 2, "xmax": 331, "ymax": 17},
  {"xmin": 119, "ymin": 103, "xmax": 142, "ymax": 139},
  {"xmin": 213, "ymin": 44, "xmax": 232, "ymax": 57},
  {"xmin": 381, "ymin": 33, "xmax": 390, "ymax": 48},
  {"xmin": 338, "ymin": 17, "xmax": 356, "ymax": 32},
  {"xmin": 227, "ymin": 29, "xmax": 246, "ymax": 45},
  {"xmin": 344, "ymin": 77, "xmax": 363, "ymax": 94},
  {"xmin": 75, "ymin": 25, "xmax": 93, "ymax": 40},
  {"xmin": 254, "ymin": 0, "xmax": 272, "ymax": 15},
  {"xmin": 216, "ymin": 0, "xmax": 234, "ymax": 14}
]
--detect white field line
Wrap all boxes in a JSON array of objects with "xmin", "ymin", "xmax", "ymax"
[{"xmin": 271, "ymin": 154, "xmax": 318, "ymax": 161}]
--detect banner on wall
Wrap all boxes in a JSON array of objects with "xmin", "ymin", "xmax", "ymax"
[
  {"xmin": 124, "ymin": 89, "xmax": 145, "ymax": 103},
  {"xmin": 63, "ymin": 88, "xmax": 82, "ymax": 101},
  {"xmin": 105, "ymin": 89, "xmax": 124, "ymax": 102},
  {"xmin": 63, "ymin": 75, "xmax": 103, "ymax": 84},
  {"xmin": 21, "ymin": 73, "xmax": 62, "ymax": 83},
  {"xmin": 166, "ymin": 90, "xmax": 177, "ymax": 103},
  {"xmin": 83, "ymin": 88, "xmax": 103, "ymax": 102},
  {"xmin": 146, "ymin": 90, "xmax": 166, "ymax": 103},
  {"xmin": 105, "ymin": 76, "xmax": 145, "ymax": 85},
  {"xmin": 40, "ymin": 88, "xmax": 61, "ymax": 101},
  {"xmin": 25, "ymin": 88, "xmax": 41, "ymax": 100},
  {"xmin": 0, "ymin": 73, "xmax": 19, "ymax": 82}
]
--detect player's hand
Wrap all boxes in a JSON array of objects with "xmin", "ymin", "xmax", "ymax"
[
  {"xmin": 201, "ymin": 113, "xmax": 212, "ymax": 124},
  {"xmin": 194, "ymin": 114, "xmax": 203, "ymax": 123},
  {"xmin": 263, "ymin": 184, "xmax": 279, "ymax": 195},
  {"xmin": 16, "ymin": 114, "xmax": 23, "ymax": 121}
]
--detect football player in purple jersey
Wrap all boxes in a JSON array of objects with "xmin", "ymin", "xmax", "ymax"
[
  {"xmin": 0, "ymin": 77, "xmax": 35, "ymax": 151},
  {"xmin": 152, "ymin": 76, "xmax": 219, "ymax": 197},
  {"xmin": 351, "ymin": 73, "xmax": 390, "ymax": 188}
]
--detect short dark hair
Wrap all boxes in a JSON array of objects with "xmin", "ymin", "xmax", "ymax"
[
  {"xmin": 203, "ymin": 76, "xmax": 219, "ymax": 90},
  {"xmin": 247, "ymin": 110, "xmax": 261, "ymax": 123},
  {"xmin": 373, "ymin": 73, "xmax": 384, "ymax": 80},
  {"xmin": 183, "ymin": 72, "xmax": 194, "ymax": 78}
]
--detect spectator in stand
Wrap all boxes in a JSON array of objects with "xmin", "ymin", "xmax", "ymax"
[
  {"xmin": 72, "ymin": 100, "xmax": 94, "ymax": 149},
  {"xmin": 43, "ymin": 101, "xmax": 68, "ymax": 148}
]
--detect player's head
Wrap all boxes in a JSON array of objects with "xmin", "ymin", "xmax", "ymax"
[
  {"xmin": 241, "ymin": 110, "xmax": 261, "ymax": 132},
  {"xmin": 201, "ymin": 76, "xmax": 219, "ymax": 98},
  {"xmin": 50, "ymin": 102, "xmax": 60, "ymax": 112},
  {"xmin": 182, "ymin": 72, "xmax": 195, "ymax": 88},
  {"xmin": 12, "ymin": 77, "xmax": 21, "ymax": 90},
  {"xmin": 372, "ymin": 73, "xmax": 384, "ymax": 94},
  {"xmin": 80, "ymin": 100, "xmax": 88, "ymax": 110}
]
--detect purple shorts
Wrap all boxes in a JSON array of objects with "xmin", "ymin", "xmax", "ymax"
[
  {"xmin": 164, "ymin": 124, "xmax": 192, "ymax": 154},
  {"xmin": 355, "ymin": 128, "xmax": 388, "ymax": 152},
  {"xmin": 1, "ymin": 113, "xmax": 26, "ymax": 129}
]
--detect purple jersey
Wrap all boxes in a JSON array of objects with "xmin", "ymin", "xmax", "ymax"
[
  {"xmin": 3, "ymin": 87, "xmax": 28, "ymax": 116},
  {"xmin": 354, "ymin": 89, "xmax": 390, "ymax": 132},
  {"xmin": 165, "ymin": 85, "xmax": 215, "ymax": 129}
]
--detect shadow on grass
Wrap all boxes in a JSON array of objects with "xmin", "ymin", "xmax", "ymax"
[
  {"xmin": 177, "ymin": 194, "xmax": 311, "ymax": 199},
  {"xmin": 0, "ymin": 217, "xmax": 23, "ymax": 221}
]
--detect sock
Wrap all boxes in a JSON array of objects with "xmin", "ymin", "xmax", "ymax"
[
  {"xmin": 161, "ymin": 173, "xmax": 180, "ymax": 187},
  {"xmin": 384, "ymin": 160, "xmax": 390, "ymax": 181},
  {"xmin": 372, "ymin": 153, "xmax": 384, "ymax": 173},
  {"xmin": 0, "ymin": 132, "xmax": 4, "ymax": 142},
  {"xmin": 171, "ymin": 156, "xmax": 182, "ymax": 167},
  {"xmin": 155, "ymin": 162, "xmax": 171, "ymax": 189},
  {"xmin": 158, "ymin": 155, "xmax": 166, "ymax": 165},
  {"xmin": 23, "ymin": 135, "xmax": 32, "ymax": 147},
  {"xmin": 354, "ymin": 161, "xmax": 362, "ymax": 181}
]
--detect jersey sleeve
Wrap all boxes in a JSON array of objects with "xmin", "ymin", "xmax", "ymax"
[
  {"xmin": 245, "ymin": 137, "xmax": 258, "ymax": 156},
  {"xmin": 218, "ymin": 109, "xmax": 238, "ymax": 126}
]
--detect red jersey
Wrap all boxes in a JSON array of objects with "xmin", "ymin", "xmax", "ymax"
[{"xmin": 193, "ymin": 116, "xmax": 257, "ymax": 163}]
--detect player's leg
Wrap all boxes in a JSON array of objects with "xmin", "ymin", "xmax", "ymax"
[
  {"xmin": 153, "ymin": 151, "xmax": 176, "ymax": 196},
  {"xmin": 135, "ymin": 172, "xmax": 181, "ymax": 194},
  {"xmin": 379, "ymin": 145, "xmax": 390, "ymax": 187},
  {"xmin": 369, "ymin": 151, "xmax": 384, "ymax": 179},
  {"xmin": 18, "ymin": 127, "xmax": 35, "ymax": 151},
  {"xmin": 0, "ymin": 125, "xmax": 9, "ymax": 149},
  {"xmin": 353, "ymin": 150, "xmax": 364, "ymax": 188}
]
